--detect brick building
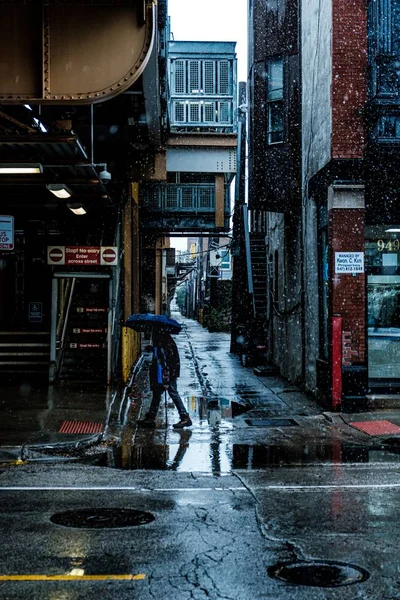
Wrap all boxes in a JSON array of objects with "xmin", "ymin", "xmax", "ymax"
[{"xmin": 245, "ymin": 0, "xmax": 400, "ymax": 408}]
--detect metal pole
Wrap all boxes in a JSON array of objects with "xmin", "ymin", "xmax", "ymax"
[
  {"xmin": 49, "ymin": 277, "xmax": 58, "ymax": 383},
  {"xmin": 107, "ymin": 276, "xmax": 113, "ymax": 386}
]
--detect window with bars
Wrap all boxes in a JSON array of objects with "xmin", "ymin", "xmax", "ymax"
[
  {"xmin": 266, "ymin": 58, "xmax": 284, "ymax": 144},
  {"xmin": 174, "ymin": 60, "xmax": 185, "ymax": 94},
  {"xmin": 189, "ymin": 102, "xmax": 201, "ymax": 122},
  {"xmin": 218, "ymin": 61, "xmax": 229, "ymax": 94},
  {"xmin": 189, "ymin": 60, "xmax": 201, "ymax": 93},
  {"xmin": 171, "ymin": 58, "xmax": 232, "ymax": 96},
  {"xmin": 218, "ymin": 101, "xmax": 230, "ymax": 123},
  {"xmin": 204, "ymin": 101, "xmax": 217, "ymax": 123},
  {"xmin": 204, "ymin": 61, "xmax": 215, "ymax": 94},
  {"xmin": 174, "ymin": 102, "xmax": 186, "ymax": 122}
]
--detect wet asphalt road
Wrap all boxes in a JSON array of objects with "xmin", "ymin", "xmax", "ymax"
[{"xmin": 2, "ymin": 313, "xmax": 400, "ymax": 598}]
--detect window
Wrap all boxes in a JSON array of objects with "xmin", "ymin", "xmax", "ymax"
[{"xmin": 266, "ymin": 58, "xmax": 284, "ymax": 144}]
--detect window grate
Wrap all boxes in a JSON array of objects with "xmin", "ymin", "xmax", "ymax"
[
  {"xmin": 218, "ymin": 60, "xmax": 230, "ymax": 94},
  {"xmin": 204, "ymin": 60, "xmax": 216, "ymax": 94},
  {"xmin": 166, "ymin": 187, "xmax": 178, "ymax": 208},
  {"xmin": 189, "ymin": 60, "xmax": 200, "ymax": 93},
  {"xmin": 198, "ymin": 187, "xmax": 213, "ymax": 208},
  {"xmin": 174, "ymin": 60, "xmax": 185, "ymax": 94},
  {"xmin": 218, "ymin": 101, "xmax": 230, "ymax": 123},
  {"xmin": 174, "ymin": 101, "xmax": 186, "ymax": 123},
  {"xmin": 204, "ymin": 101, "xmax": 216, "ymax": 123},
  {"xmin": 189, "ymin": 102, "xmax": 201, "ymax": 123}
]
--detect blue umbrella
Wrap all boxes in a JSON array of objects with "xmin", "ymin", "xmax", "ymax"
[{"xmin": 125, "ymin": 313, "xmax": 182, "ymax": 334}]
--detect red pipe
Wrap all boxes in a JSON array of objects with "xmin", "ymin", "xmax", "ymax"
[{"xmin": 332, "ymin": 316, "xmax": 343, "ymax": 410}]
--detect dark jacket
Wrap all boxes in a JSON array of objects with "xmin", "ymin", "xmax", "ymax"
[{"xmin": 149, "ymin": 333, "xmax": 180, "ymax": 387}]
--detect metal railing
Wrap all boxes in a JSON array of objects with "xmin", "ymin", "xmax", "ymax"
[{"xmin": 141, "ymin": 184, "xmax": 216, "ymax": 212}]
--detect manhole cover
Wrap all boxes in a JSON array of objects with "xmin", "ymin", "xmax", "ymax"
[
  {"xmin": 268, "ymin": 560, "xmax": 369, "ymax": 587},
  {"xmin": 50, "ymin": 508, "xmax": 155, "ymax": 529},
  {"xmin": 245, "ymin": 418, "xmax": 298, "ymax": 427}
]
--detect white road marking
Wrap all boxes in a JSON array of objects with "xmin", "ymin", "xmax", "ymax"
[
  {"xmin": 0, "ymin": 486, "xmax": 247, "ymax": 492},
  {"xmin": 0, "ymin": 483, "xmax": 400, "ymax": 491}
]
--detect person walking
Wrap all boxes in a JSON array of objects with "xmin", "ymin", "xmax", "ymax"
[{"xmin": 137, "ymin": 330, "xmax": 192, "ymax": 429}]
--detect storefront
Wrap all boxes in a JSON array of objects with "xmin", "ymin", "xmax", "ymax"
[{"xmin": 366, "ymin": 225, "xmax": 400, "ymax": 390}]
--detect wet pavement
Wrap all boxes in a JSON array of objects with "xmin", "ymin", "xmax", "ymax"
[
  {"xmin": 112, "ymin": 313, "xmax": 400, "ymax": 472},
  {"xmin": 3, "ymin": 312, "xmax": 400, "ymax": 469},
  {"xmin": 2, "ymin": 317, "xmax": 400, "ymax": 597}
]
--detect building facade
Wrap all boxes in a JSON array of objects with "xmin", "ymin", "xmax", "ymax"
[
  {"xmin": 0, "ymin": 1, "xmax": 237, "ymax": 386},
  {"xmin": 247, "ymin": 0, "xmax": 400, "ymax": 408}
]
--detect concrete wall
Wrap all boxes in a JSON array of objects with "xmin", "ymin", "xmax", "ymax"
[
  {"xmin": 302, "ymin": 0, "xmax": 332, "ymax": 183},
  {"xmin": 301, "ymin": 0, "xmax": 332, "ymax": 392}
]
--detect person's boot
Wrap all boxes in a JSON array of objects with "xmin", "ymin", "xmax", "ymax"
[
  {"xmin": 137, "ymin": 415, "xmax": 156, "ymax": 428},
  {"xmin": 173, "ymin": 415, "xmax": 192, "ymax": 429}
]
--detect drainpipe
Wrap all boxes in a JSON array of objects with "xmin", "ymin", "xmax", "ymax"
[
  {"xmin": 49, "ymin": 277, "xmax": 58, "ymax": 383},
  {"xmin": 243, "ymin": 204, "xmax": 256, "ymax": 317}
]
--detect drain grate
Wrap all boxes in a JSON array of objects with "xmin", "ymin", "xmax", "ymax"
[
  {"xmin": 268, "ymin": 560, "xmax": 369, "ymax": 587},
  {"xmin": 349, "ymin": 419, "xmax": 400, "ymax": 436},
  {"xmin": 50, "ymin": 508, "xmax": 155, "ymax": 529},
  {"xmin": 58, "ymin": 421, "xmax": 104, "ymax": 434},
  {"xmin": 245, "ymin": 418, "xmax": 298, "ymax": 427}
]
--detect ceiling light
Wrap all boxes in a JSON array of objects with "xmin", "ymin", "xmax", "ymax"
[
  {"xmin": 67, "ymin": 203, "xmax": 86, "ymax": 215},
  {"xmin": 0, "ymin": 163, "xmax": 42, "ymax": 174},
  {"xmin": 46, "ymin": 184, "xmax": 72, "ymax": 199},
  {"xmin": 385, "ymin": 229, "xmax": 400, "ymax": 233}
]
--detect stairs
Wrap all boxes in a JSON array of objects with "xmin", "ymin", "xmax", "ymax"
[
  {"xmin": 0, "ymin": 331, "xmax": 50, "ymax": 375},
  {"xmin": 58, "ymin": 279, "xmax": 109, "ymax": 382},
  {"xmin": 250, "ymin": 232, "xmax": 267, "ymax": 318}
]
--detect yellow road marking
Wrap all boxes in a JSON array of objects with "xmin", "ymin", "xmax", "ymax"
[{"xmin": 0, "ymin": 574, "xmax": 146, "ymax": 581}]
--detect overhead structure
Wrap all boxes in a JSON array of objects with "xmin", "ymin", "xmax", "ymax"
[{"xmin": 0, "ymin": 0, "xmax": 156, "ymax": 105}]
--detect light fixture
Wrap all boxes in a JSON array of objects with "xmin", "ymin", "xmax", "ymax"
[
  {"xmin": 67, "ymin": 203, "xmax": 87, "ymax": 215},
  {"xmin": 0, "ymin": 163, "xmax": 42, "ymax": 174},
  {"xmin": 385, "ymin": 229, "xmax": 400, "ymax": 233},
  {"xmin": 46, "ymin": 183, "xmax": 72, "ymax": 199}
]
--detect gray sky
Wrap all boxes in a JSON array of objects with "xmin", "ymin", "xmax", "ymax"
[{"xmin": 168, "ymin": 0, "xmax": 248, "ymax": 82}]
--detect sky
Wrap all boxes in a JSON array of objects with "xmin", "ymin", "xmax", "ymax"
[
  {"xmin": 167, "ymin": 0, "xmax": 247, "ymax": 251},
  {"xmin": 168, "ymin": 0, "xmax": 248, "ymax": 81}
]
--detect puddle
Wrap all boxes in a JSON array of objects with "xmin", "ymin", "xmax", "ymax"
[{"xmin": 95, "ymin": 395, "xmax": 400, "ymax": 473}]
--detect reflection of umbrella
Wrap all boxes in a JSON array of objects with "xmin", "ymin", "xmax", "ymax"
[{"xmin": 125, "ymin": 313, "xmax": 182, "ymax": 334}]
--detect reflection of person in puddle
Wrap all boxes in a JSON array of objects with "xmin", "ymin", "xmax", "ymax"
[
  {"xmin": 137, "ymin": 331, "xmax": 192, "ymax": 429},
  {"xmin": 168, "ymin": 430, "xmax": 192, "ymax": 470},
  {"xmin": 207, "ymin": 400, "xmax": 222, "ymax": 427}
]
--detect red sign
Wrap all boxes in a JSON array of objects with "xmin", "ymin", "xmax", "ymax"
[
  {"xmin": 70, "ymin": 343, "xmax": 106, "ymax": 349},
  {"xmin": 77, "ymin": 307, "xmax": 108, "ymax": 313},
  {"xmin": 73, "ymin": 328, "xmax": 107, "ymax": 334},
  {"xmin": 48, "ymin": 247, "xmax": 64, "ymax": 263},
  {"xmin": 102, "ymin": 247, "xmax": 116, "ymax": 264},
  {"xmin": 47, "ymin": 246, "xmax": 118, "ymax": 266}
]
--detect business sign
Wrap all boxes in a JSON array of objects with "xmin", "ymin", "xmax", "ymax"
[
  {"xmin": 47, "ymin": 246, "xmax": 118, "ymax": 266},
  {"xmin": 335, "ymin": 252, "xmax": 364, "ymax": 273},
  {"xmin": 0, "ymin": 215, "xmax": 14, "ymax": 250}
]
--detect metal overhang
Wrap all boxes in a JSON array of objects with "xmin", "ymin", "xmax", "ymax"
[{"xmin": 0, "ymin": 0, "xmax": 156, "ymax": 105}]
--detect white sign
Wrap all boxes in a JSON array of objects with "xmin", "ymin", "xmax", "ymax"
[
  {"xmin": 335, "ymin": 252, "xmax": 364, "ymax": 273},
  {"xmin": 0, "ymin": 215, "xmax": 14, "ymax": 250}
]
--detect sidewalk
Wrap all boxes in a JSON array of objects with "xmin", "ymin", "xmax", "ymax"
[
  {"xmin": 126, "ymin": 313, "xmax": 400, "ymax": 472},
  {"xmin": 0, "ymin": 379, "xmax": 116, "ymax": 461}
]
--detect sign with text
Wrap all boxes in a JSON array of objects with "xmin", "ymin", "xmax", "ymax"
[
  {"xmin": 0, "ymin": 215, "xmax": 14, "ymax": 250},
  {"xmin": 335, "ymin": 252, "xmax": 364, "ymax": 273},
  {"xmin": 47, "ymin": 246, "xmax": 118, "ymax": 266},
  {"xmin": 29, "ymin": 302, "xmax": 43, "ymax": 323}
]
